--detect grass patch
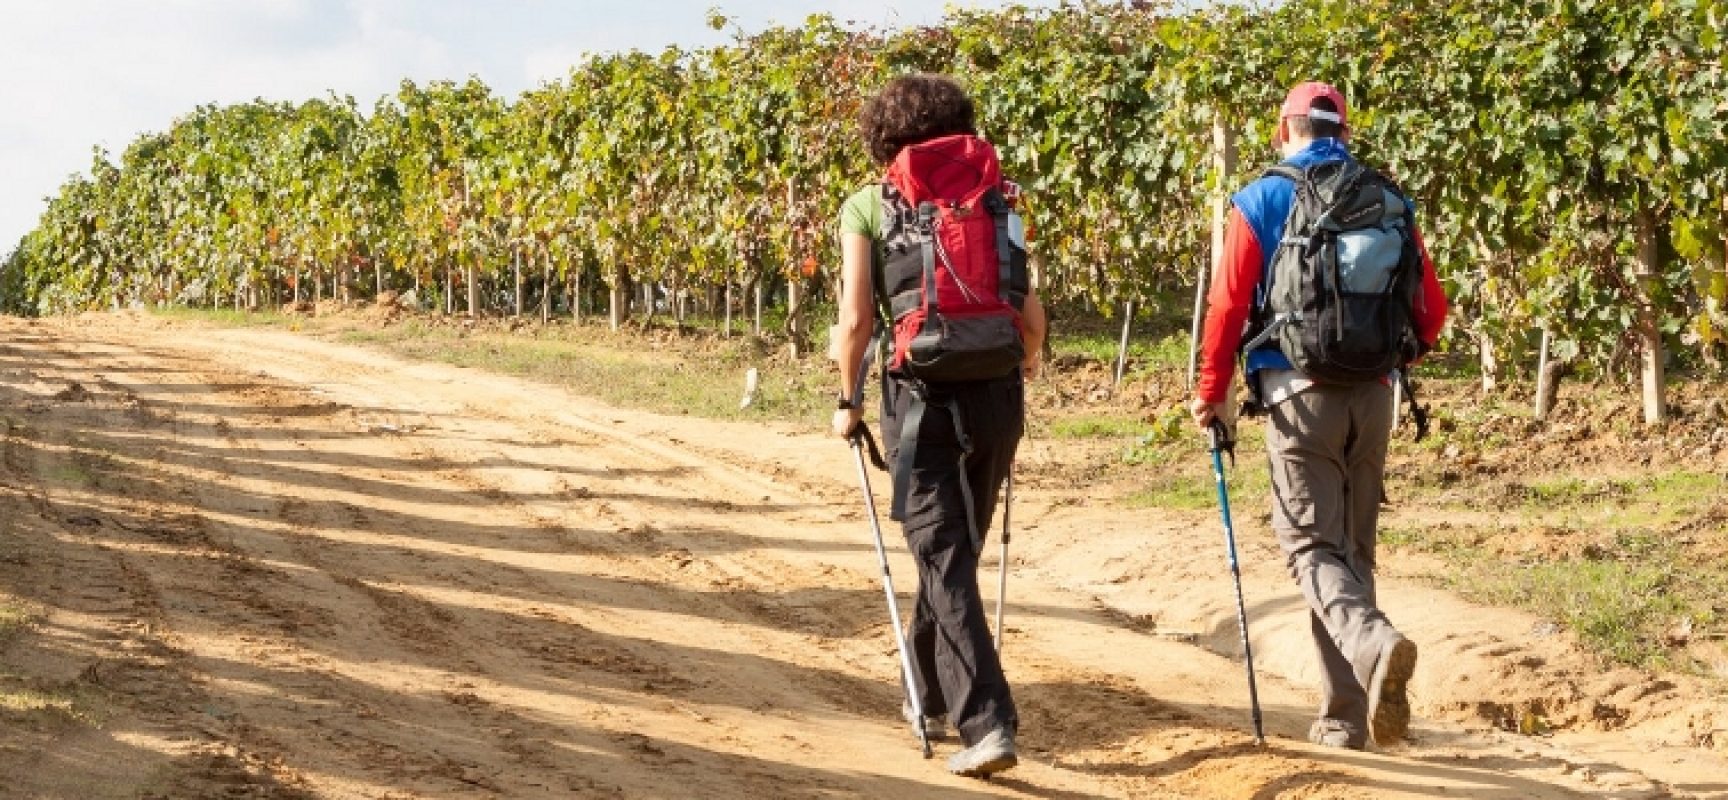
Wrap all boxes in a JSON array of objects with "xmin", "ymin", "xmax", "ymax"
[
  {"xmin": 153, "ymin": 306, "xmax": 292, "ymax": 329},
  {"xmin": 1048, "ymin": 415, "xmax": 1150, "ymax": 439},
  {"xmin": 1449, "ymin": 554, "xmax": 1712, "ymax": 670},
  {"xmin": 0, "ymin": 686, "xmax": 88, "ymax": 721},
  {"xmin": 0, "ymin": 600, "xmax": 101, "ymax": 727},
  {"xmin": 1124, "ymin": 474, "xmax": 1222, "ymax": 511},
  {"xmin": 1118, "ymin": 409, "xmax": 1270, "ymax": 508},
  {"xmin": 1385, "ymin": 523, "xmax": 1726, "ymax": 672},
  {"xmin": 42, "ymin": 463, "xmax": 90, "ymax": 488},
  {"xmin": 336, "ymin": 320, "xmax": 832, "ymax": 425},
  {"xmin": 1049, "ymin": 328, "xmax": 1191, "ymax": 378},
  {"xmin": 0, "ymin": 597, "xmax": 41, "ymax": 644},
  {"xmin": 1045, "ymin": 291, "xmax": 1195, "ymax": 375},
  {"xmin": 1485, "ymin": 471, "xmax": 1726, "ymax": 530},
  {"xmin": 1125, "ymin": 449, "xmax": 1271, "ymax": 511}
]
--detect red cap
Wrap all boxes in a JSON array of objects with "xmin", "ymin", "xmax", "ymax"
[{"xmin": 1280, "ymin": 81, "xmax": 1348, "ymax": 127}]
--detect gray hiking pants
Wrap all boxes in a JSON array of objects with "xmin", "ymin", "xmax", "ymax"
[{"xmin": 1264, "ymin": 378, "xmax": 1403, "ymax": 737}]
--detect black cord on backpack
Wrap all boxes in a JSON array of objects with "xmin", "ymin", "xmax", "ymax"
[{"xmin": 848, "ymin": 423, "xmax": 890, "ymax": 471}]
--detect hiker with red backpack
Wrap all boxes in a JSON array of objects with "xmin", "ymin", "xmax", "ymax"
[
  {"xmin": 831, "ymin": 73, "xmax": 1047, "ymax": 777},
  {"xmin": 1190, "ymin": 82, "xmax": 1449, "ymax": 750}
]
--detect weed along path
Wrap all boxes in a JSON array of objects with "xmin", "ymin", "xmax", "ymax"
[{"xmin": 2, "ymin": 313, "xmax": 1725, "ymax": 799}]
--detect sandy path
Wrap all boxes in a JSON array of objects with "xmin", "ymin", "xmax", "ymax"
[{"xmin": 0, "ymin": 313, "xmax": 1723, "ymax": 799}]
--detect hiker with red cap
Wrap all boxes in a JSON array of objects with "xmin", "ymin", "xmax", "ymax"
[
  {"xmin": 831, "ymin": 73, "xmax": 1047, "ymax": 777},
  {"xmin": 1190, "ymin": 81, "xmax": 1449, "ymax": 749}
]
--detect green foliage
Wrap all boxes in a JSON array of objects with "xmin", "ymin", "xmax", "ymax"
[{"xmin": 7, "ymin": 1, "xmax": 1728, "ymax": 375}]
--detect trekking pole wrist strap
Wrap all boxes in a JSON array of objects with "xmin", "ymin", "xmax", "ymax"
[{"xmin": 849, "ymin": 423, "xmax": 889, "ymax": 471}]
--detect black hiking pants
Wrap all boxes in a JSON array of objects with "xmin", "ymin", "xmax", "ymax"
[{"xmin": 881, "ymin": 372, "xmax": 1021, "ymax": 746}]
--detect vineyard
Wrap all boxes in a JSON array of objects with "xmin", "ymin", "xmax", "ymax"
[{"xmin": 5, "ymin": 0, "xmax": 1727, "ymax": 413}]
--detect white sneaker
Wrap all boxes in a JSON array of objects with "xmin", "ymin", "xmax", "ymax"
[
  {"xmin": 947, "ymin": 726, "xmax": 1016, "ymax": 777},
  {"xmin": 902, "ymin": 701, "xmax": 947, "ymax": 741}
]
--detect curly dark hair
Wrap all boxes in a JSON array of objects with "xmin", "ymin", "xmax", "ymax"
[{"xmin": 858, "ymin": 73, "xmax": 978, "ymax": 166}]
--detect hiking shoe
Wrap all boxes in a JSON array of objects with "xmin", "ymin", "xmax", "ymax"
[
  {"xmin": 902, "ymin": 701, "xmax": 947, "ymax": 741},
  {"xmin": 947, "ymin": 726, "xmax": 1017, "ymax": 777},
  {"xmin": 1367, "ymin": 634, "xmax": 1418, "ymax": 746},
  {"xmin": 1307, "ymin": 719, "xmax": 1365, "ymax": 750}
]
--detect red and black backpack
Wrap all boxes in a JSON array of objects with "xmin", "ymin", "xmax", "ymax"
[{"xmin": 876, "ymin": 134, "xmax": 1029, "ymax": 383}]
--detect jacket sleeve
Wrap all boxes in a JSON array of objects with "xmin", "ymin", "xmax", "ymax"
[
  {"xmin": 1410, "ymin": 227, "xmax": 1449, "ymax": 350},
  {"xmin": 1195, "ymin": 206, "xmax": 1263, "ymax": 404}
]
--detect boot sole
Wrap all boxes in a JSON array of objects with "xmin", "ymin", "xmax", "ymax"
[{"xmin": 1368, "ymin": 637, "xmax": 1418, "ymax": 746}]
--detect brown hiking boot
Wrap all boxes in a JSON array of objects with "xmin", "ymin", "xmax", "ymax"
[{"xmin": 1368, "ymin": 635, "xmax": 1418, "ymax": 746}]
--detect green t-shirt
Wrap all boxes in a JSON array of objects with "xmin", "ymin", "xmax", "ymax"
[{"xmin": 838, "ymin": 184, "xmax": 882, "ymax": 241}]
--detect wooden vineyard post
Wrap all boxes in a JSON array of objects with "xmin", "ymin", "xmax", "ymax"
[
  {"xmin": 1533, "ymin": 328, "xmax": 1560, "ymax": 421},
  {"xmin": 1188, "ymin": 268, "xmax": 1207, "ymax": 390},
  {"xmin": 466, "ymin": 264, "xmax": 478, "ymax": 318},
  {"xmin": 513, "ymin": 249, "xmax": 524, "ymax": 318},
  {"xmin": 1211, "ymin": 112, "xmax": 1241, "ymax": 424},
  {"xmin": 1193, "ymin": 111, "xmax": 1237, "ymax": 390},
  {"xmin": 609, "ymin": 264, "xmax": 627, "ymax": 331},
  {"xmin": 672, "ymin": 270, "xmax": 685, "ymax": 327},
  {"xmin": 1114, "ymin": 299, "xmax": 1134, "ymax": 387},
  {"xmin": 787, "ymin": 277, "xmax": 806, "ymax": 359},
  {"xmin": 1480, "ymin": 335, "xmax": 1500, "ymax": 396},
  {"xmin": 1634, "ymin": 211, "xmax": 1666, "ymax": 425}
]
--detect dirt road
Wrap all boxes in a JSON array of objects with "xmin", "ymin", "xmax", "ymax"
[{"xmin": 2, "ymin": 314, "xmax": 1724, "ymax": 798}]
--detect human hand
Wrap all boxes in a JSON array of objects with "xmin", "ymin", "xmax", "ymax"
[
  {"xmin": 833, "ymin": 406, "xmax": 863, "ymax": 440},
  {"xmin": 1189, "ymin": 397, "xmax": 1227, "ymax": 430}
]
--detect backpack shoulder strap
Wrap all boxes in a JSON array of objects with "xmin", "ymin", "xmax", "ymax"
[
  {"xmin": 869, "ymin": 182, "xmax": 899, "ymax": 328},
  {"xmin": 1263, "ymin": 163, "xmax": 1304, "ymax": 183},
  {"xmin": 983, "ymin": 187, "xmax": 1014, "ymax": 306}
]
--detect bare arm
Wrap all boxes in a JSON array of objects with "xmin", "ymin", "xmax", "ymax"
[
  {"xmin": 1019, "ymin": 290, "xmax": 1047, "ymax": 379},
  {"xmin": 831, "ymin": 231, "xmax": 875, "ymax": 437}
]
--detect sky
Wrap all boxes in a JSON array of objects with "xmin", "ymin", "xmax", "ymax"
[{"xmin": 0, "ymin": 0, "xmax": 1057, "ymax": 251}]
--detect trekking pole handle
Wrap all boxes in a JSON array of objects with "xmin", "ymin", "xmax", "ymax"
[{"xmin": 1207, "ymin": 418, "xmax": 1235, "ymax": 466}]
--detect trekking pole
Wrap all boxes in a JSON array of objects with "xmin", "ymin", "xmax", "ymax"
[
  {"xmin": 1208, "ymin": 418, "xmax": 1265, "ymax": 745},
  {"xmin": 845, "ymin": 347, "xmax": 933, "ymax": 758},
  {"xmin": 995, "ymin": 469, "xmax": 1011, "ymax": 654}
]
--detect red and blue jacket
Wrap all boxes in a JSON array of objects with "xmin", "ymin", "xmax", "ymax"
[{"xmin": 1195, "ymin": 138, "xmax": 1450, "ymax": 404}]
